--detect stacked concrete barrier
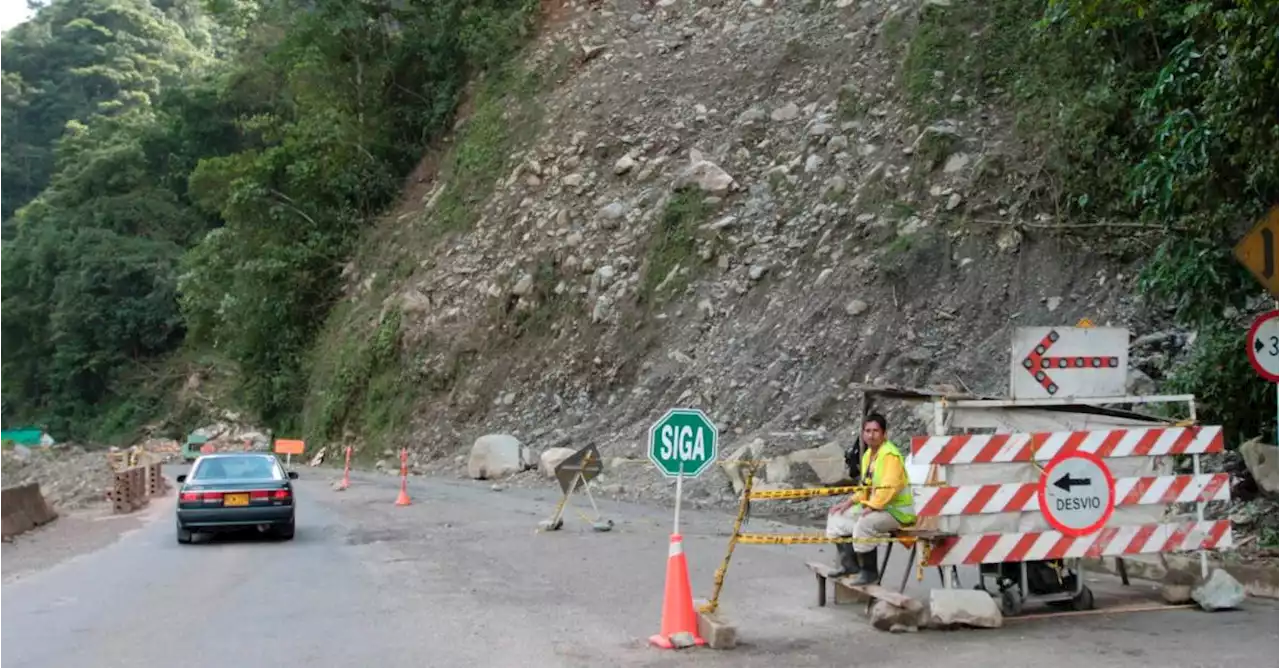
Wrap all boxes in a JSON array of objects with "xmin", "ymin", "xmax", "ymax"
[
  {"xmin": 145, "ymin": 463, "xmax": 169, "ymax": 497},
  {"xmin": 107, "ymin": 466, "xmax": 150, "ymax": 514},
  {"xmin": 1, "ymin": 482, "xmax": 59, "ymax": 539}
]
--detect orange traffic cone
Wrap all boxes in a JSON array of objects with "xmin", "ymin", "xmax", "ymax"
[
  {"xmin": 648, "ymin": 534, "xmax": 705, "ymax": 649},
  {"xmin": 336, "ymin": 446, "xmax": 351, "ymax": 491},
  {"xmin": 394, "ymin": 448, "xmax": 411, "ymax": 505}
]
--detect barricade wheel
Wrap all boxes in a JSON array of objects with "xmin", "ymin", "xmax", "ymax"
[
  {"xmin": 999, "ymin": 587, "xmax": 1023, "ymax": 617},
  {"xmin": 1070, "ymin": 585, "xmax": 1095, "ymax": 611}
]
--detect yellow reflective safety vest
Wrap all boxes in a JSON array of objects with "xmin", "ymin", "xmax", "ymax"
[{"xmin": 859, "ymin": 440, "xmax": 916, "ymax": 526}]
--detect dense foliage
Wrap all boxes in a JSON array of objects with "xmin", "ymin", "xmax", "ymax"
[
  {"xmin": 906, "ymin": 0, "xmax": 1278, "ymax": 443},
  {"xmin": 1, "ymin": 0, "xmax": 536, "ymax": 440},
  {"xmin": 2, "ymin": 0, "xmax": 1273, "ymax": 446}
]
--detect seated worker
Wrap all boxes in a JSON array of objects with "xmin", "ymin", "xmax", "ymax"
[{"xmin": 825, "ymin": 413, "xmax": 916, "ymax": 585}]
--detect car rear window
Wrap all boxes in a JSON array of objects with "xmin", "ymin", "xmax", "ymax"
[{"xmin": 191, "ymin": 456, "xmax": 283, "ymax": 481}]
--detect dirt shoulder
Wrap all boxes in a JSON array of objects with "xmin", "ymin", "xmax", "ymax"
[{"xmin": 1, "ymin": 501, "xmax": 163, "ymax": 584}]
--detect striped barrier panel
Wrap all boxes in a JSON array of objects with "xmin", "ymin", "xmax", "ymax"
[
  {"xmin": 914, "ymin": 473, "xmax": 1231, "ymax": 517},
  {"xmin": 922, "ymin": 521, "xmax": 1232, "ymax": 567},
  {"xmin": 908, "ymin": 425, "xmax": 1233, "ymax": 567},
  {"xmin": 909, "ymin": 425, "xmax": 1223, "ymax": 466}
]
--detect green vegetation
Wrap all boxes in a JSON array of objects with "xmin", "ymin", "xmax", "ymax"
[
  {"xmin": 300, "ymin": 49, "xmax": 557, "ymax": 446},
  {"xmin": 432, "ymin": 64, "xmax": 548, "ymax": 234},
  {"xmin": 904, "ymin": 0, "xmax": 1278, "ymax": 443},
  {"xmin": 4, "ymin": 0, "xmax": 1274, "ymax": 453},
  {"xmin": 302, "ymin": 307, "xmax": 409, "ymax": 446},
  {"xmin": 1, "ymin": 0, "xmax": 538, "ymax": 441},
  {"xmin": 639, "ymin": 191, "xmax": 716, "ymax": 305}
]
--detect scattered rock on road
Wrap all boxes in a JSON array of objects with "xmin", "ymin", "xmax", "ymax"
[
  {"xmin": 467, "ymin": 434, "xmax": 532, "ymax": 480},
  {"xmin": 1239, "ymin": 438, "xmax": 1278, "ymax": 494},
  {"xmin": 927, "ymin": 589, "xmax": 1002, "ymax": 629},
  {"xmin": 539, "ymin": 447, "xmax": 577, "ymax": 477},
  {"xmin": 1160, "ymin": 569, "xmax": 1197, "ymax": 604},
  {"xmin": 869, "ymin": 598, "xmax": 923, "ymax": 633},
  {"xmin": 1192, "ymin": 569, "xmax": 1246, "ymax": 611}
]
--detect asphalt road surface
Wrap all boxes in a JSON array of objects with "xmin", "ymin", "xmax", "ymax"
[{"xmin": 3, "ymin": 466, "xmax": 1277, "ymax": 668}]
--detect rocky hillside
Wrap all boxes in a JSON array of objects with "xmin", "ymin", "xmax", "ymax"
[{"xmin": 302, "ymin": 0, "xmax": 1274, "ymax": 524}]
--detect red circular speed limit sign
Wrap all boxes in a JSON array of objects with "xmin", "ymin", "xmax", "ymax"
[{"xmin": 1247, "ymin": 310, "xmax": 1279, "ymax": 383}]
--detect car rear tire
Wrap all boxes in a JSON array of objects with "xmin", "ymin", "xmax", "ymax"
[
  {"xmin": 275, "ymin": 518, "xmax": 295, "ymax": 541},
  {"xmin": 177, "ymin": 522, "xmax": 193, "ymax": 544}
]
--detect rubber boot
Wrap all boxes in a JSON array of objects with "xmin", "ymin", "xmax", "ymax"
[
  {"xmin": 829, "ymin": 543, "xmax": 860, "ymax": 578},
  {"xmin": 850, "ymin": 548, "xmax": 879, "ymax": 586}
]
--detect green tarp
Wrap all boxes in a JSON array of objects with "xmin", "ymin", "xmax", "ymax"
[{"xmin": 1, "ymin": 428, "xmax": 52, "ymax": 446}]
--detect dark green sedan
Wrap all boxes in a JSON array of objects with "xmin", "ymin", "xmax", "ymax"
[{"xmin": 175, "ymin": 452, "xmax": 298, "ymax": 543}]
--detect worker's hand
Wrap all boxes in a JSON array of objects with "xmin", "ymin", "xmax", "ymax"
[{"xmin": 829, "ymin": 498, "xmax": 852, "ymax": 515}]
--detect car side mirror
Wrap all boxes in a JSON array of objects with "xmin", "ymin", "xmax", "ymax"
[
  {"xmin": 176, "ymin": 474, "xmax": 187, "ymax": 483},
  {"xmin": 288, "ymin": 471, "xmax": 299, "ymax": 480}
]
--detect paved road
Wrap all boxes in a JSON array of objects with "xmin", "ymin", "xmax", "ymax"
[{"xmin": 3, "ymin": 466, "xmax": 1277, "ymax": 668}]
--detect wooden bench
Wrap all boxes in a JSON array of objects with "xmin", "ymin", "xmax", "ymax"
[
  {"xmin": 805, "ymin": 528, "xmax": 959, "ymax": 607},
  {"xmin": 804, "ymin": 563, "xmax": 917, "ymax": 609}
]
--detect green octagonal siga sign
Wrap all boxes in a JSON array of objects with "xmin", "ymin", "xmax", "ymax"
[{"xmin": 648, "ymin": 408, "xmax": 719, "ymax": 478}]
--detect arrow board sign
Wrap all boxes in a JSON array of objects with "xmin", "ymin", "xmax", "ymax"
[
  {"xmin": 1010, "ymin": 326, "xmax": 1130, "ymax": 399},
  {"xmin": 1247, "ymin": 310, "xmax": 1279, "ymax": 384},
  {"xmin": 553, "ymin": 444, "xmax": 604, "ymax": 495},
  {"xmin": 1037, "ymin": 450, "xmax": 1116, "ymax": 537}
]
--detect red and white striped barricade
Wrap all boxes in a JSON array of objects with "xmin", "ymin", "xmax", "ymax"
[{"xmin": 909, "ymin": 425, "xmax": 1232, "ymax": 577}]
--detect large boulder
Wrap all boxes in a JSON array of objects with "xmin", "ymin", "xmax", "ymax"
[
  {"xmin": 1192, "ymin": 569, "xmax": 1246, "ymax": 611},
  {"xmin": 927, "ymin": 589, "xmax": 1002, "ymax": 629},
  {"xmin": 539, "ymin": 447, "xmax": 578, "ymax": 478},
  {"xmin": 467, "ymin": 434, "xmax": 532, "ymax": 480},
  {"xmin": 1239, "ymin": 438, "xmax": 1279, "ymax": 494},
  {"xmin": 718, "ymin": 439, "xmax": 765, "ymax": 495},
  {"xmin": 789, "ymin": 441, "xmax": 853, "ymax": 485},
  {"xmin": 1161, "ymin": 570, "xmax": 1197, "ymax": 604},
  {"xmin": 869, "ymin": 598, "xmax": 924, "ymax": 633},
  {"xmin": 672, "ymin": 149, "xmax": 738, "ymax": 195}
]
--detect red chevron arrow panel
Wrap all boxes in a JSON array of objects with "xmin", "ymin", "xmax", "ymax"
[{"xmin": 1010, "ymin": 326, "xmax": 1129, "ymax": 399}]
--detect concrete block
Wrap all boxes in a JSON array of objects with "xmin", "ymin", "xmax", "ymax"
[
  {"xmin": 927, "ymin": 588, "xmax": 1002, "ymax": 629},
  {"xmin": 693, "ymin": 600, "xmax": 737, "ymax": 649},
  {"xmin": 1, "ymin": 483, "xmax": 58, "ymax": 539}
]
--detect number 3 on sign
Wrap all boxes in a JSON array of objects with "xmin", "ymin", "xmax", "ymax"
[{"xmin": 1247, "ymin": 310, "xmax": 1279, "ymax": 384}]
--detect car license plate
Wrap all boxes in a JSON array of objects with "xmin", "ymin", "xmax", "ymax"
[{"xmin": 224, "ymin": 493, "xmax": 250, "ymax": 507}]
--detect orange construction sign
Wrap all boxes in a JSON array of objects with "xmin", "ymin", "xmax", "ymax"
[{"xmin": 274, "ymin": 439, "xmax": 305, "ymax": 456}]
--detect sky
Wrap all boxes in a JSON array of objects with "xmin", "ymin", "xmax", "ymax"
[{"xmin": 0, "ymin": 0, "xmax": 35, "ymax": 33}]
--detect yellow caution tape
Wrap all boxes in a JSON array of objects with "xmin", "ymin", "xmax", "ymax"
[
  {"xmin": 747, "ymin": 486, "xmax": 861, "ymax": 500},
  {"xmin": 735, "ymin": 533, "xmax": 901, "ymax": 546},
  {"xmin": 699, "ymin": 466, "xmax": 756, "ymax": 616},
  {"xmin": 698, "ymin": 457, "xmax": 952, "ymax": 614}
]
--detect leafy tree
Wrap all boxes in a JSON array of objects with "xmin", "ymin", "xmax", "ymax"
[
  {"xmin": 907, "ymin": 0, "xmax": 1277, "ymax": 442},
  {"xmin": 3, "ymin": 0, "xmax": 537, "ymax": 439}
]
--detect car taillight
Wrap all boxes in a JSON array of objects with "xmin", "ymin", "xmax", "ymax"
[
  {"xmin": 180, "ymin": 491, "xmax": 224, "ymax": 502},
  {"xmin": 250, "ymin": 490, "xmax": 270, "ymax": 500},
  {"xmin": 273, "ymin": 489, "xmax": 291, "ymax": 501}
]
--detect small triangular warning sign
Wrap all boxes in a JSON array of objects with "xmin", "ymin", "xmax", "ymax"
[{"xmin": 1076, "ymin": 317, "xmax": 1095, "ymax": 328}]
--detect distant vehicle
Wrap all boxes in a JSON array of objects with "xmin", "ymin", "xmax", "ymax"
[
  {"xmin": 181, "ymin": 433, "xmax": 210, "ymax": 462},
  {"xmin": 174, "ymin": 453, "xmax": 298, "ymax": 544}
]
